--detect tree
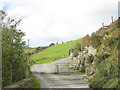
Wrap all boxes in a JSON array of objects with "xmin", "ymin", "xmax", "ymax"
[
  {"xmin": 56, "ymin": 42, "xmax": 58, "ymax": 45},
  {"xmin": 49, "ymin": 43, "xmax": 55, "ymax": 47},
  {"xmin": 1, "ymin": 10, "xmax": 27, "ymax": 87}
]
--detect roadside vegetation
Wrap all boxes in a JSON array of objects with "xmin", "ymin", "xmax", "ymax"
[
  {"xmin": 1, "ymin": 10, "xmax": 28, "ymax": 87},
  {"xmin": 30, "ymin": 74, "xmax": 40, "ymax": 88},
  {"xmin": 72, "ymin": 19, "xmax": 120, "ymax": 89},
  {"xmin": 1, "ymin": 10, "xmax": 40, "ymax": 88}
]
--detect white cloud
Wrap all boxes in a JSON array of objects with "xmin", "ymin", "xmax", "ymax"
[{"xmin": 3, "ymin": 0, "xmax": 119, "ymax": 47}]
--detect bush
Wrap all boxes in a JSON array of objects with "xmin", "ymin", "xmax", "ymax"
[
  {"xmin": 117, "ymin": 20, "xmax": 120, "ymax": 28},
  {"xmin": 88, "ymin": 19, "xmax": 119, "ymax": 89},
  {"xmin": 81, "ymin": 34, "xmax": 90, "ymax": 47},
  {"xmin": 109, "ymin": 21, "xmax": 117, "ymax": 32},
  {"xmin": 86, "ymin": 54, "xmax": 94, "ymax": 64},
  {"xmin": 72, "ymin": 49, "xmax": 79, "ymax": 57},
  {"xmin": 89, "ymin": 74, "xmax": 107, "ymax": 88},
  {"xmin": 101, "ymin": 30, "xmax": 109, "ymax": 36},
  {"xmin": 103, "ymin": 78, "xmax": 118, "ymax": 88},
  {"xmin": 75, "ymin": 43, "xmax": 84, "ymax": 51},
  {"xmin": 2, "ymin": 10, "xmax": 27, "ymax": 87},
  {"xmin": 95, "ymin": 53, "xmax": 110, "ymax": 65},
  {"xmin": 103, "ymin": 36, "xmax": 118, "ymax": 49},
  {"xmin": 96, "ymin": 60, "xmax": 109, "ymax": 76},
  {"xmin": 90, "ymin": 34, "xmax": 102, "ymax": 48}
]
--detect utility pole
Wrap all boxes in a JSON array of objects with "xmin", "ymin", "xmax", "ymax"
[
  {"xmin": 0, "ymin": 11, "xmax": 4, "ymax": 89},
  {"xmin": 77, "ymin": 44, "xmax": 82, "ymax": 70},
  {"xmin": 26, "ymin": 39, "xmax": 29, "ymax": 78},
  {"xmin": 102, "ymin": 22, "xmax": 104, "ymax": 28},
  {"xmin": 111, "ymin": 16, "xmax": 113, "ymax": 23},
  {"xmin": 118, "ymin": 1, "xmax": 120, "ymax": 19},
  {"xmin": 28, "ymin": 39, "xmax": 29, "ymax": 53}
]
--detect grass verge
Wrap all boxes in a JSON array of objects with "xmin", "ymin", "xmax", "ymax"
[{"xmin": 30, "ymin": 74, "xmax": 40, "ymax": 88}]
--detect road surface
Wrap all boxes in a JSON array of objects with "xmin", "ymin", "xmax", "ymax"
[{"xmin": 31, "ymin": 57, "xmax": 89, "ymax": 88}]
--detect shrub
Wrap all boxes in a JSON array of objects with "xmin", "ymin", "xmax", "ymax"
[
  {"xmin": 117, "ymin": 20, "xmax": 120, "ymax": 28},
  {"xmin": 95, "ymin": 53, "xmax": 110, "ymax": 65},
  {"xmin": 90, "ymin": 34, "xmax": 102, "ymax": 48},
  {"xmin": 2, "ymin": 10, "xmax": 27, "ymax": 87},
  {"xmin": 72, "ymin": 49, "xmax": 79, "ymax": 57},
  {"xmin": 81, "ymin": 34, "xmax": 90, "ymax": 47},
  {"xmin": 101, "ymin": 30, "xmax": 109, "ymax": 36},
  {"xmin": 103, "ymin": 36, "xmax": 118, "ymax": 49},
  {"xmin": 109, "ymin": 21, "xmax": 118, "ymax": 32},
  {"xmin": 103, "ymin": 78, "xmax": 118, "ymax": 88},
  {"xmin": 86, "ymin": 54, "xmax": 94, "ymax": 64},
  {"xmin": 89, "ymin": 74, "xmax": 107, "ymax": 88},
  {"xmin": 75, "ymin": 43, "xmax": 84, "ymax": 51}
]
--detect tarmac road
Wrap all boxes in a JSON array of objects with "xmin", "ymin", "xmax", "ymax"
[{"xmin": 31, "ymin": 57, "xmax": 89, "ymax": 88}]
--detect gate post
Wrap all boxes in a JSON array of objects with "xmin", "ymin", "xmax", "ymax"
[
  {"xmin": 10, "ymin": 64, "xmax": 12, "ymax": 83},
  {"xmin": 56, "ymin": 64, "xmax": 59, "ymax": 73}
]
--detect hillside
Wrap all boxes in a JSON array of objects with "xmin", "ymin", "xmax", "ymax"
[
  {"xmin": 25, "ymin": 46, "xmax": 48, "ymax": 56},
  {"xmin": 25, "ymin": 48, "xmax": 36, "ymax": 54},
  {"xmin": 29, "ymin": 39, "xmax": 81, "ymax": 64},
  {"xmin": 71, "ymin": 19, "xmax": 120, "ymax": 88}
]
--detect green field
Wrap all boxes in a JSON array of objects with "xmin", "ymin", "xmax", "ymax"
[
  {"xmin": 29, "ymin": 39, "xmax": 81, "ymax": 64},
  {"xmin": 25, "ymin": 48, "xmax": 36, "ymax": 54}
]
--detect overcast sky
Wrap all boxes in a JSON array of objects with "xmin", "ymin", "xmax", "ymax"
[{"xmin": 0, "ymin": 0, "xmax": 119, "ymax": 47}]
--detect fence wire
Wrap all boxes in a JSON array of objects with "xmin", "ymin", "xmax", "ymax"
[{"xmin": 2, "ymin": 66, "xmax": 30, "ymax": 87}]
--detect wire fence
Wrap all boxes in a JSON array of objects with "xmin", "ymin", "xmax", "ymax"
[
  {"xmin": 0, "ymin": 69, "xmax": 1, "ymax": 89},
  {"xmin": 2, "ymin": 65, "xmax": 30, "ymax": 87}
]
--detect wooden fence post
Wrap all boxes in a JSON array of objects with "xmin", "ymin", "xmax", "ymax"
[
  {"xmin": 102, "ymin": 22, "xmax": 104, "ymax": 27},
  {"xmin": 57, "ymin": 64, "xmax": 59, "ymax": 73},
  {"xmin": 10, "ymin": 64, "xmax": 12, "ymax": 83},
  {"xmin": 111, "ymin": 16, "xmax": 113, "ymax": 23}
]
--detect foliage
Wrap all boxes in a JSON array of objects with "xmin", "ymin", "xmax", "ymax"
[
  {"xmin": 109, "ymin": 21, "xmax": 118, "ymax": 32},
  {"xmin": 103, "ymin": 36, "xmax": 118, "ymax": 49},
  {"xmin": 103, "ymin": 78, "xmax": 118, "ymax": 88},
  {"xmin": 49, "ymin": 43, "xmax": 55, "ymax": 47},
  {"xmin": 89, "ymin": 74, "xmax": 108, "ymax": 88},
  {"xmin": 117, "ymin": 19, "xmax": 120, "ymax": 28},
  {"xmin": 72, "ymin": 19, "xmax": 119, "ymax": 88},
  {"xmin": 86, "ymin": 54, "xmax": 94, "ymax": 64},
  {"xmin": 90, "ymin": 34, "xmax": 102, "ymax": 48},
  {"xmin": 72, "ymin": 42, "xmax": 84, "ymax": 57},
  {"xmin": 81, "ymin": 34, "xmax": 90, "ymax": 47},
  {"xmin": 1, "ymin": 10, "xmax": 27, "ymax": 87},
  {"xmin": 72, "ymin": 49, "xmax": 79, "ymax": 57},
  {"xmin": 88, "ymin": 20, "xmax": 119, "ymax": 88},
  {"xmin": 101, "ymin": 30, "xmax": 109, "ymax": 36},
  {"xmin": 35, "ymin": 46, "xmax": 48, "ymax": 52}
]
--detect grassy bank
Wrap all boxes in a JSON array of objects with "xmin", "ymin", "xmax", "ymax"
[
  {"xmin": 29, "ymin": 39, "xmax": 81, "ymax": 64},
  {"xmin": 31, "ymin": 74, "xmax": 40, "ymax": 88}
]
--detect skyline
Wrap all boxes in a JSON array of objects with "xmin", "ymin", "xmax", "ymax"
[{"xmin": 0, "ymin": 0, "xmax": 119, "ymax": 47}]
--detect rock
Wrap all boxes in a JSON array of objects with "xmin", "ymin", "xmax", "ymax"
[{"xmin": 88, "ymin": 46, "xmax": 97, "ymax": 56}]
